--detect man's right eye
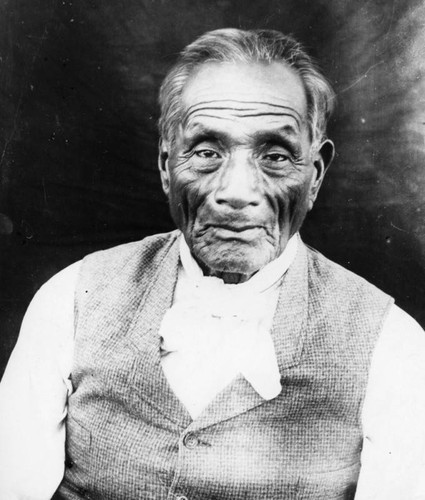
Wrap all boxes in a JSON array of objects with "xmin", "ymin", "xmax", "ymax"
[{"xmin": 194, "ymin": 149, "xmax": 221, "ymax": 159}]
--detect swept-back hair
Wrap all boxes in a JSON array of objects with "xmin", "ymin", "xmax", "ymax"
[{"xmin": 158, "ymin": 28, "xmax": 335, "ymax": 145}]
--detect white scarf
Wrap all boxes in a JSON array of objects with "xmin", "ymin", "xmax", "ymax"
[{"xmin": 159, "ymin": 234, "xmax": 298, "ymax": 417}]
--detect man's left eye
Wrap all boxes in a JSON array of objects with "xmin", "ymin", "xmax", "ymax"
[
  {"xmin": 195, "ymin": 149, "xmax": 221, "ymax": 159},
  {"xmin": 263, "ymin": 153, "xmax": 289, "ymax": 162}
]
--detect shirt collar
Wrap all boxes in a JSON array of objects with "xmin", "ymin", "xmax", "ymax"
[{"xmin": 179, "ymin": 232, "xmax": 299, "ymax": 294}]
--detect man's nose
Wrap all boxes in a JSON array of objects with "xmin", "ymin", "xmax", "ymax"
[{"xmin": 214, "ymin": 152, "xmax": 262, "ymax": 209}]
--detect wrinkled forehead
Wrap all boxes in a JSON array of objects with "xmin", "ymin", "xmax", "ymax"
[{"xmin": 179, "ymin": 61, "xmax": 309, "ymax": 135}]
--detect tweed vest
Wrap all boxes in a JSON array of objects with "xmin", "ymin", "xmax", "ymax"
[{"xmin": 55, "ymin": 230, "xmax": 393, "ymax": 500}]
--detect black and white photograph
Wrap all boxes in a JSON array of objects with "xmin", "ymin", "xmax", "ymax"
[{"xmin": 0, "ymin": 1, "xmax": 425, "ymax": 499}]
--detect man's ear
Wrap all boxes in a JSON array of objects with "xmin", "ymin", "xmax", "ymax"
[
  {"xmin": 308, "ymin": 139, "xmax": 335, "ymax": 210},
  {"xmin": 158, "ymin": 138, "xmax": 170, "ymax": 197}
]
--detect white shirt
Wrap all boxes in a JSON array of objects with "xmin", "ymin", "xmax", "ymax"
[{"xmin": 1, "ymin": 236, "xmax": 425, "ymax": 500}]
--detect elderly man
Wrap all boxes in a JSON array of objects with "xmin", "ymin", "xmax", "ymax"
[{"xmin": 1, "ymin": 28, "xmax": 425, "ymax": 500}]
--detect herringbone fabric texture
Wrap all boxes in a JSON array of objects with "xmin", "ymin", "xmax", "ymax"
[{"xmin": 55, "ymin": 231, "xmax": 393, "ymax": 500}]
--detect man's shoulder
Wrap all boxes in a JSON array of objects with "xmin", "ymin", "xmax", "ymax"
[
  {"xmin": 82, "ymin": 229, "xmax": 181, "ymax": 269},
  {"xmin": 301, "ymin": 243, "xmax": 394, "ymax": 337},
  {"xmin": 76, "ymin": 229, "xmax": 181, "ymax": 293},
  {"xmin": 303, "ymin": 242, "xmax": 392, "ymax": 302},
  {"xmin": 73, "ymin": 230, "xmax": 181, "ymax": 308}
]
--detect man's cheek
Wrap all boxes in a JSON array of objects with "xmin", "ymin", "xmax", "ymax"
[
  {"xmin": 170, "ymin": 174, "xmax": 208, "ymax": 225},
  {"xmin": 265, "ymin": 182, "xmax": 294, "ymax": 215},
  {"xmin": 167, "ymin": 175, "xmax": 190, "ymax": 227},
  {"xmin": 282, "ymin": 182, "xmax": 312, "ymax": 231},
  {"xmin": 266, "ymin": 182, "xmax": 306, "ymax": 231}
]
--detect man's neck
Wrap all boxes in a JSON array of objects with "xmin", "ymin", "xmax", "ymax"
[{"xmin": 203, "ymin": 269, "xmax": 254, "ymax": 285}]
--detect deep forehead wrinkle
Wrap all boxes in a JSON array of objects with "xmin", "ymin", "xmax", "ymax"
[
  {"xmin": 183, "ymin": 105, "xmax": 303, "ymax": 138},
  {"xmin": 184, "ymin": 113, "xmax": 302, "ymax": 134},
  {"xmin": 184, "ymin": 99, "xmax": 303, "ymax": 125}
]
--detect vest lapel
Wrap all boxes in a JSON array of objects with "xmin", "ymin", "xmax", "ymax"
[
  {"xmin": 270, "ymin": 240, "xmax": 309, "ymax": 373},
  {"xmin": 126, "ymin": 236, "xmax": 192, "ymax": 428}
]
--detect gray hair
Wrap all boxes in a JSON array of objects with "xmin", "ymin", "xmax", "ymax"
[{"xmin": 158, "ymin": 28, "xmax": 335, "ymax": 146}]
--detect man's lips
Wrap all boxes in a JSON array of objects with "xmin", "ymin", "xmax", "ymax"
[
  {"xmin": 207, "ymin": 223, "xmax": 261, "ymax": 232},
  {"xmin": 202, "ymin": 223, "xmax": 266, "ymax": 241}
]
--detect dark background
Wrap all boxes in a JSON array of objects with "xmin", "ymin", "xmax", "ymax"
[{"xmin": 1, "ymin": 0, "xmax": 425, "ymax": 377}]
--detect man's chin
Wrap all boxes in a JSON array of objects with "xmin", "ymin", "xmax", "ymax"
[{"xmin": 191, "ymin": 240, "xmax": 273, "ymax": 278}]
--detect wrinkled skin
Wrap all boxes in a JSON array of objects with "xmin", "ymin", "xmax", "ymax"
[{"xmin": 159, "ymin": 61, "xmax": 334, "ymax": 284}]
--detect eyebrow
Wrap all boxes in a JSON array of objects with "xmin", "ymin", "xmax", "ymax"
[
  {"xmin": 253, "ymin": 124, "xmax": 300, "ymax": 138},
  {"xmin": 251, "ymin": 129, "xmax": 302, "ymax": 154},
  {"xmin": 182, "ymin": 125, "xmax": 226, "ymax": 145}
]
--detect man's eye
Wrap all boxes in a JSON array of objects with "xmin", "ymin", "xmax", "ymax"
[
  {"xmin": 194, "ymin": 149, "xmax": 221, "ymax": 159},
  {"xmin": 263, "ymin": 153, "xmax": 289, "ymax": 162}
]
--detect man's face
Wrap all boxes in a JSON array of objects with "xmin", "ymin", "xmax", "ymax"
[{"xmin": 159, "ymin": 61, "xmax": 332, "ymax": 282}]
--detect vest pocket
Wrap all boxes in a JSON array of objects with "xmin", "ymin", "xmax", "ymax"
[{"xmin": 296, "ymin": 461, "xmax": 360, "ymax": 500}]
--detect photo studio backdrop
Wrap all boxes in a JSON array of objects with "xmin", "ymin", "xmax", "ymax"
[{"xmin": 1, "ymin": 0, "xmax": 425, "ymax": 375}]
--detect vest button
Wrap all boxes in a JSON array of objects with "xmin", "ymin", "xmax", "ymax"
[
  {"xmin": 176, "ymin": 496, "xmax": 188, "ymax": 500},
  {"xmin": 183, "ymin": 432, "xmax": 199, "ymax": 449}
]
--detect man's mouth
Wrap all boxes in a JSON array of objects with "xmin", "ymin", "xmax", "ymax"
[
  {"xmin": 205, "ymin": 224, "xmax": 265, "ymax": 241},
  {"xmin": 210, "ymin": 223, "xmax": 259, "ymax": 232}
]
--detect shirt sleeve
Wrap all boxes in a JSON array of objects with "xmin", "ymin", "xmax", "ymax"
[
  {"xmin": 355, "ymin": 304, "xmax": 425, "ymax": 500},
  {"xmin": 0, "ymin": 261, "xmax": 80, "ymax": 500}
]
